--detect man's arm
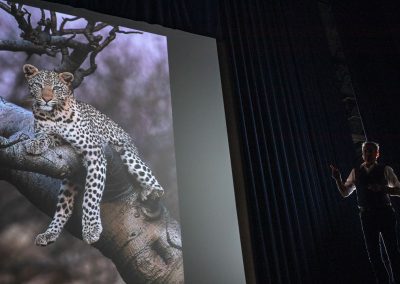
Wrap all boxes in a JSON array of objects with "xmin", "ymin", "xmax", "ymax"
[
  {"xmin": 387, "ymin": 187, "xmax": 400, "ymax": 196},
  {"xmin": 385, "ymin": 166, "xmax": 400, "ymax": 196},
  {"xmin": 330, "ymin": 165, "xmax": 355, "ymax": 197}
]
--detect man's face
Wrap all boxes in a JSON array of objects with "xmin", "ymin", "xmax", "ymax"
[{"xmin": 362, "ymin": 145, "xmax": 379, "ymax": 165}]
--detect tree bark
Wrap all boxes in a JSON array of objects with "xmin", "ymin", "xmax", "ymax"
[{"xmin": 0, "ymin": 97, "xmax": 184, "ymax": 284}]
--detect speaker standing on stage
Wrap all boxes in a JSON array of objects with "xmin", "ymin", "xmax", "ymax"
[{"xmin": 330, "ymin": 141, "xmax": 400, "ymax": 284}]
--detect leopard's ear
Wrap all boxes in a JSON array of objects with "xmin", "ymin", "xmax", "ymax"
[
  {"xmin": 23, "ymin": 64, "xmax": 39, "ymax": 78},
  {"xmin": 59, "ymin": 72, "xmax": 74, "ymax": 86}
]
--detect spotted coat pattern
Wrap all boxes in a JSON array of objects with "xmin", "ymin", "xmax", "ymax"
[{"xmin": 23, "ymin": 64, "xmax": 164, "ymax": 245}]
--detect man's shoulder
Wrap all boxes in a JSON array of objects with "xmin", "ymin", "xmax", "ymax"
[
  {"xmin": 383, "ymin": 165, "xmax": 394, "ymax": 172},
  {"xmin": 376, "ymin": 163, "xmax": 388, "ymax": 170}
]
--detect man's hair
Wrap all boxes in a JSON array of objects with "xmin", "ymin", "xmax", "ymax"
[{"xmin": 362, "ymin": 141, "xmax": 380, "ymax": 152}]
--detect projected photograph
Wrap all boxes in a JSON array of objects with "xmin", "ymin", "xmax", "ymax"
[{"xmin": 0, "ymin": 1, "xmax": 183, "ymax": 283}]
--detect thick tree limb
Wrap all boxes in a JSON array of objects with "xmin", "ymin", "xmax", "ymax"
[
  {"xmin": 0, "ymin": 2, "xmax": 11, "ymax": 13},
  {"xmin": 0, "ymin": 39, "xmax": 55, "ymax": 56},
  {"xmin": 0, "ymin": 98, "xmax": 184, "ymax": 284}
]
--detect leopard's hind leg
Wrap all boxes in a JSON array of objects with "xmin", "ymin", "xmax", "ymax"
[
  {"xmin": 118, "ymin": 144, "xmax": 164, "ymax": 201},
  {"xmin": 35, "ymin": 178, "xmax": 77, "ymax": 246}
]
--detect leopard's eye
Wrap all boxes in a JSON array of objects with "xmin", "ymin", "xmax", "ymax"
[
  {"xmin": 53, "ymin": 86, "xmax": 62, "ymax": 91},
  {"xmin": 31, "ymin": 82, "xmax": 43, "ymax": 89}
]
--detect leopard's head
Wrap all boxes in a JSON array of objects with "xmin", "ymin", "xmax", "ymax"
[{"xmin": 23, "ymin": 64, "xmax": 74, "ymax": 112}]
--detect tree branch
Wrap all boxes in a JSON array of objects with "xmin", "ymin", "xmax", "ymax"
[
  {"xmin": 60, "ymin": 16, "xmax": 81, "ymax": 33},
  {"xmin": 6, "ymin": 2, "xmax": 34, "ymax": 40},
  {"xmin": 0, "ymin": 98, "xmax": 184, "ymax": 283},
  {"xmin": 0, "ymin": 39, "xmax": 56, "ymax": 56},
  {"xmin": 38, "ymin": 8, "xmax": 46, "ymax": 28},
  {"xmin": 49, "ymin": 35, "xmax": 92, "ymax": 51},
  {"xmin": 50, "ymin": 11, "xmax": 58, "ymax": 35},
  {"xmin": 60, "ymin": 22, "xmax": 109, "ymax": 35},
  {"xmin": 0, "ymin": 4, "xmax": 142, "ymax": 89},
  {"xmin": 0, "ymin": 2, "xmax": 11, "ymax": 13}
]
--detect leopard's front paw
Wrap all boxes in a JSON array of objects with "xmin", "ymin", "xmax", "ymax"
[
  {"xmin": 25, "ymin": 139, "xmax": 48, "ymax": 155},
  {"xmin": 35, "ymin": 231, "xmax": 59, "ymax": 246},
  {"xmin": 150, "ymin": 186, "xmax": 164, "ymax": 199},
  {"xmin": 82, "ymin": 222, "xmax": 103, "ymax": 244},
  {"xmin": 140, "ymin": 185, "xmax": 164, "ymax": 201},
  {"xmin": 16, "ymin": 133, "xmax": 30, "ymax": 142}
]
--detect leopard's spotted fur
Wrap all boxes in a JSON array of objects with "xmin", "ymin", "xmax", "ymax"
[{"xmin": 23, "ymin": 64, "xmax": 164, "ymax": 245}]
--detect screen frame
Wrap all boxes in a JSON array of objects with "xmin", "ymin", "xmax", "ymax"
[{"xmin": 8, "ymin": 1, "xmax": 248, "ymax": 283}]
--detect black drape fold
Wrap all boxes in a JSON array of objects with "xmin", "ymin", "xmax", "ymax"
[
  {"xmin": 332, "ymin": 0, "xmax": 400, "ymax": 172},
  {"xmin": 43, "ymin": 0, "xmax": 378, "ymax": 283},
  {"xmin": 218, "ymin": 0, "xmax": 368, "ymax": 282}
]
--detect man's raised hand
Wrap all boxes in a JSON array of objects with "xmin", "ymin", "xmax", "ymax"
[{"xmin": 330, "ymin": 164, "xmax": 341, "ymax": 181}]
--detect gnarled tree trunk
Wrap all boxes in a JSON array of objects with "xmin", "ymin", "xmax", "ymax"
[{"xmin": 0, "ymin": 97, "xmax": 184, "ymax": 284}]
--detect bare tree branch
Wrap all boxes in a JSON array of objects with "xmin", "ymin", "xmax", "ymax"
[
  {"xmin": 0, "ymin": 2, "xmax": 11, "ymax": 13},
  {"xmin": 0, "ymin": 39, "xmax": 56, "ymax": 56},
  {"xmin": 60, "ymin": 22, "xmax": 109, "ymax": 35},
  {"xmin": 116, "ymin": 29, "xmax": 143, "ymax": 35},
  {"xmin": 0, "ymin": 3, "xmax": 142, "ymax": 88},
  {"xmin": 22, "ymin": 7, "xmax": 33, "ymax": 31},
  {"xmin": 0, "ymin": 98, "xmax": 184, "ymax": 283},
  {"xmin": 50, "ymin": 11, "xmax": 58, "ymax": 34},
  {"xmin": 60, "ymin": 46, "xmax": 70, "ymax": 65},
  {"xmin": 39, "ymin": 8, "xmax": 46, "ymax": 27},
  {"xmin": 83, "ymin": 20, "xmax": 96, "ymax": 44},
  {"xmin": 93, "ymin": 22, "xmax": 109, "ymax": 32},
  {"xmin": 7, "ymin": 3, "xmax": 33, "ymax": 39},
  {"xmin": 49, "ymin": 35, "xmax": 91, "ymax": 51},
  {"xmin": 59, "ymin": 16, "xmax": 81, "ymax": 33}
]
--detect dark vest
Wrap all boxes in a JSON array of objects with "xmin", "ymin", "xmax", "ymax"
[{"xmin": 355, "ymin": 163, "xmax": 391, "ymax": 208}]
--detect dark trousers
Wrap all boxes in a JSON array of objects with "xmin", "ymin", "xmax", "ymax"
[{"xmin": 360, "ymin": 207, "xmax": 400, "ymax": 284}]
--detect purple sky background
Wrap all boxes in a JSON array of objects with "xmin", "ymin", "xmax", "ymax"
[{"xmin": 0, "ymin": 2, "xmax": 179, "ymax": 218}]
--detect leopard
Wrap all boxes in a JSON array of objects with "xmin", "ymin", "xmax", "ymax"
[{"xmin": 22, "ymin": 64, "xmax": 164, "ymax": 245}]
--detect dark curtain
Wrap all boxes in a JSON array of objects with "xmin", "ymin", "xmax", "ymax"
[
  {"xmin": 217, "ymin": 0, "xmax": 368, "ymax": 283},
  {"xmin": 45, "ymin": 0, "xmax": 378, "ymax": 283},
  {"xmin": 332, "ymin": 0, "xmax": 400, "ymax": 172}
]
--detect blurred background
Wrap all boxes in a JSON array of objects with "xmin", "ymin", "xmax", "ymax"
[{"xmin": 0, "ymin": 1, "xmax": 179, "ymax": 283}]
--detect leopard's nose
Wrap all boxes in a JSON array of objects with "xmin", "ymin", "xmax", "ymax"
[
  {"xmin": 41, "ymin": 86, "xmax": 53, "ymax": 102},
  {"xmin": 42, "ymin": 97, "xmax": 51, "ymax": 103}
]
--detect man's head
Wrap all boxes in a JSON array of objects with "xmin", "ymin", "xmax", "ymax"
[{"xmin": 362, "ymin": 141, "xmax": 380, "ymax": 165}]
